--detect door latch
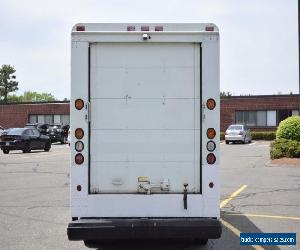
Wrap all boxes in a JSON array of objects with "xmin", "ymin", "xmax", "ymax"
[
  {"xmin": 183, "ymin": 183, "xmax": 188, "ymax": 210},
  {"xmin": 85, "ymin": 102, "xmax": 91, "ymax": 122}
]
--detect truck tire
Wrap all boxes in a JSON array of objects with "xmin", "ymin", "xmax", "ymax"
[
  {"xmin": 3, "ymin": 149, "xmax": 9, "ymax": 154},
  {"xmin": 84, "ymin": 241, "xmax": 105, "ymax": 249},
  {"xmin": 44, "ymin": 142, "xmax": 51, "ymax": 152},
  {"xmin": 225, "ymin": 141, "xmax": 229, "ymax": 144},
  {"xmin": 194, "ymin": 238, "xmax": 208, "ymax": 245}
]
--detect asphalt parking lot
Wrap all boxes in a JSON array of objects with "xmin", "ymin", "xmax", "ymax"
[{"xmin": 0, "ymin": 141, "xmax": 299, "ymax": 250}]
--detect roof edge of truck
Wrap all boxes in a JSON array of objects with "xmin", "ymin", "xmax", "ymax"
[{"xmin": 71, "ymin": 23, "xmax": 219, "ymax": 33}]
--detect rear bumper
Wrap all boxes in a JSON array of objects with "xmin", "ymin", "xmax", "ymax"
[
  {"xmin": 67, "ymin": 218, "xmax": 222, "ymax": 241},
  {"xmin": 0, "ymin": 141, "xmax": 23, "ymax": 150},
  {"xmin": 225, "ymin": 135, "xmax": 244, "ymax": 141}
]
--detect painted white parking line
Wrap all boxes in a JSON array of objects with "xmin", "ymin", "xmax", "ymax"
[{"xmin": 248, "ymin": 142, "xmax": 256, "ymax": 146}]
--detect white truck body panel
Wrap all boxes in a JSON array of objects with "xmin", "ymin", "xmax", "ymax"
[{"xmin": 70, "ymin": 23, "xmax": 220, "ymax": 218}]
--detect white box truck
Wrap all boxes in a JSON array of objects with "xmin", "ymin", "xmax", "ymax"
[{"xmin": 68, "ymin": 23, "xmax": 221, "ymax": 248}]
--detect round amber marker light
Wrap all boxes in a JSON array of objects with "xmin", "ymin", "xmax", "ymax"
[
  {"xmin": 206, "ymin": 98, "xmax": 216, "ymax": 110},
  {"xmin": 75, "ymin": 128, "xmax": 84, "ymax": 139},
  {"xmin": 207, "ymin": 128, "xmax": 216, "ymax": 139},
  {"xmin": 75, "ymin": 99, "xmax": 84, "ymax": 110}
]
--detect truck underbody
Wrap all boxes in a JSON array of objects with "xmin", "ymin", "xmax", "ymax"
[{"xmin": 68, "ymin": 217, "xmax": 221, "ymax": 246}]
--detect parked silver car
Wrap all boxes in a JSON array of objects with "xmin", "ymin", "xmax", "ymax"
[{"xmin": 225, "ymin": 124, "xmax": 252, "ymax": 144}]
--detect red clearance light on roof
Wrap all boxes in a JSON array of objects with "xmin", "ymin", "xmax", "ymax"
[
  {"xmin": 155, "ymin": 26, "xmax": 163, "ymax": 31},
  {"xmin": 141, "ymin": 26, "xmax": 150, "ymax": 31},
  {"xmin": 76, "ymin": 26, "xmax": 85, "ymax": 31},
  {"xmin": 205, "ymin": 26, "xmax": 214, "ymax": 32},
  {"xmin": 127, "ymin": 26, "xmax": 136, "ymax": 31}
]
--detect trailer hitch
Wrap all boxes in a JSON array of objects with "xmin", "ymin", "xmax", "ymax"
[{"xmin": 183, "ymin": 183, "xmax": 188, "ymax": 210}]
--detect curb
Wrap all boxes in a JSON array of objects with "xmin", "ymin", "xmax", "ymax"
[{"xmin": 265, "ymin": 160, "xmax": 300, "ymax": 167}]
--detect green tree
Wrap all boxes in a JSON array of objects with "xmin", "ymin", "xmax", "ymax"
[
  {"xmin": 0, "ymin": 64, "xmax": 19, "ymax": 103},
  {"xmin": 220, "ymin": 91, "xmax": 232, "ymax": 97},
  {"xmin": 8, "ymin": 91, "xmax": 57, "ymax": 102}
]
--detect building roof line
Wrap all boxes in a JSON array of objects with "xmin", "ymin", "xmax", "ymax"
[
  {"xmin": 0, "ymin": 101, "xmax": 70, "ymax": 105},
  {"xmin": 221, "ymin": 94, "xmax": 300, "ymax": 99}
]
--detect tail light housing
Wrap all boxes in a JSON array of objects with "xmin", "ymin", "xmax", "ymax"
[
  {"xmin": 207, "ymin": 153, "xmax": 216, "ymax": 164},
  {"xmin": 206, "ymin": 98, "xmax": 216, "ymax": 110},
  {"xmin": 207, "ymin": 141, "xmax": 216, "ymax": 152},
  {"xmin": 75, "ymin": 141, "xmax": 84, "ymax": 152},
  {"xmin": 75, "ymin": 128, "xmax": 84, "ymax": 139},
  {"xmin": 75, "ymin": 153, "xmax": 84, "ymax": 165},
  {"xmin": 75, "ymin": 99, "xmax": 84, "ymax": 110},
  {"xmin": 207, "ymin": 128, "xmax": 216, "ymax": 139}
]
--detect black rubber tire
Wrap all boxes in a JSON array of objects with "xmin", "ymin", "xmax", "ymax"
[
  {"xmin": 22, "ymin": 143, "xmax": 31, "ymax": 153},
  {"xmin": 225, "ymin": 141, "xmax": 229, "ymax": 144},
  {"xmin": 44, "ymin": 141, "xmax": 51, "ymax": 152},
  {"xmin": 84, "ymin": 240, "xmax": 104, "ymax": 249},
  {"xmin": 3, "ymin": 149, "xmax": 9, "ymax": 154},
  {"xmin": 194, "ymin": 238, "xmax": 209, "ymax": 245}
]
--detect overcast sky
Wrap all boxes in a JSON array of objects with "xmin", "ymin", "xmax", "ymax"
[{"xmin": 0, "ymin": 0, "xmax": 298, "ymax": 99}]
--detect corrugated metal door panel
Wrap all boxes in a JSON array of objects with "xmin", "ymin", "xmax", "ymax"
[{"xmin": 90, "ymin": 42, "xmax": 200, "ymax": 193}]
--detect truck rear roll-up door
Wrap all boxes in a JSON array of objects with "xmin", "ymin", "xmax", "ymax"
[{"xmin": 89, "ymin": 42, "xmax": 201, "ymax": 194}]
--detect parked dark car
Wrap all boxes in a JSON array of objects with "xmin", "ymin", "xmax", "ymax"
[
  {"xmin": 49, "ymin": 124, "xmax": 68, "ymax": 144},
  {"xmin": 25, "ymin": 123, "xmax": 50, "ymax": 135},
  {"xmin": 0, "ymin": 128, "xmax": 51, "ymax": 154}
]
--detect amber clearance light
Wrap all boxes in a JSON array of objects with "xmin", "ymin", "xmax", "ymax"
[
  {"xmin": 207, "ymin": 128, "xmax": 216, "ymax": 139},
  {"xmin": 75, "ymin": 99, "xmax": 84, "ymax": 110},
  {"xmin": 75, "ymin": 128, "xmax": 84, "ymax": 139},
  {"xmin": 206, "ymin": 98, "xmax": 216, "ymax": 110}
]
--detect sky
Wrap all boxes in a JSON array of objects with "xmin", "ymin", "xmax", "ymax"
[{"xmin": 0, "ymin": 0, "xmax": 298, "ymax": 99}]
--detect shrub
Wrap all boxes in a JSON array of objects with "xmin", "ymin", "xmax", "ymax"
[
  {"xmin": 220, "ymin": 132, "xmax": 225, "ymax": 140},
  {"xmin": 251, "ymin": 131, "xmax": 276, "ymax": 140},
  {"xmin": 270, "ymin": 138, "xmax": 300, "ymax": 159},
  {"xmin": 276, "ymin": 116, "xmax": 300, "ymax": 141}
]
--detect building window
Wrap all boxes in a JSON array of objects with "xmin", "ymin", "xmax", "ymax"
[
  {"xmin": 28, "ymin": 114, "xmax": 70, "ymax": 125},
  {"xmin": 267, "ymin": 111, "xmax": 276, "ymax": 126},
  {"xmin": 236, "ymin": 109, "xmax": 297, "ymax": 127},
  {"xmin": 257, "ymin": 111, "xmax": 267, "ymax": 126},
  {"xmin": 292, "ymin": 110, "xmax": 299, "ymax": 116},
  {"xmin": 29, "ymin": 115, "xmax": 38, "ymax": 124},
  {"xmin": 44, "ymin": 115, "xmax": 54, "ymax": 124},
  {"xmin": 60, "ymin": 115, "xmax": 70, "ymax": 125},
  {"xmin": 236, "ymin": 110, "xmax": 275, "ymax": 126}
]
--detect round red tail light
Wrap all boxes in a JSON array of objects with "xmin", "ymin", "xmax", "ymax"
[
  {"xmin": 75, "ymin": 153, "xmax": 84, "ymax": 165},
  {"xmin": 75, "ymin": 99, "xmax": 84, "ymax": 110},
  {"xmin": 207, "ymin": 153, "xmax": 216, "ymax": 164}
]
